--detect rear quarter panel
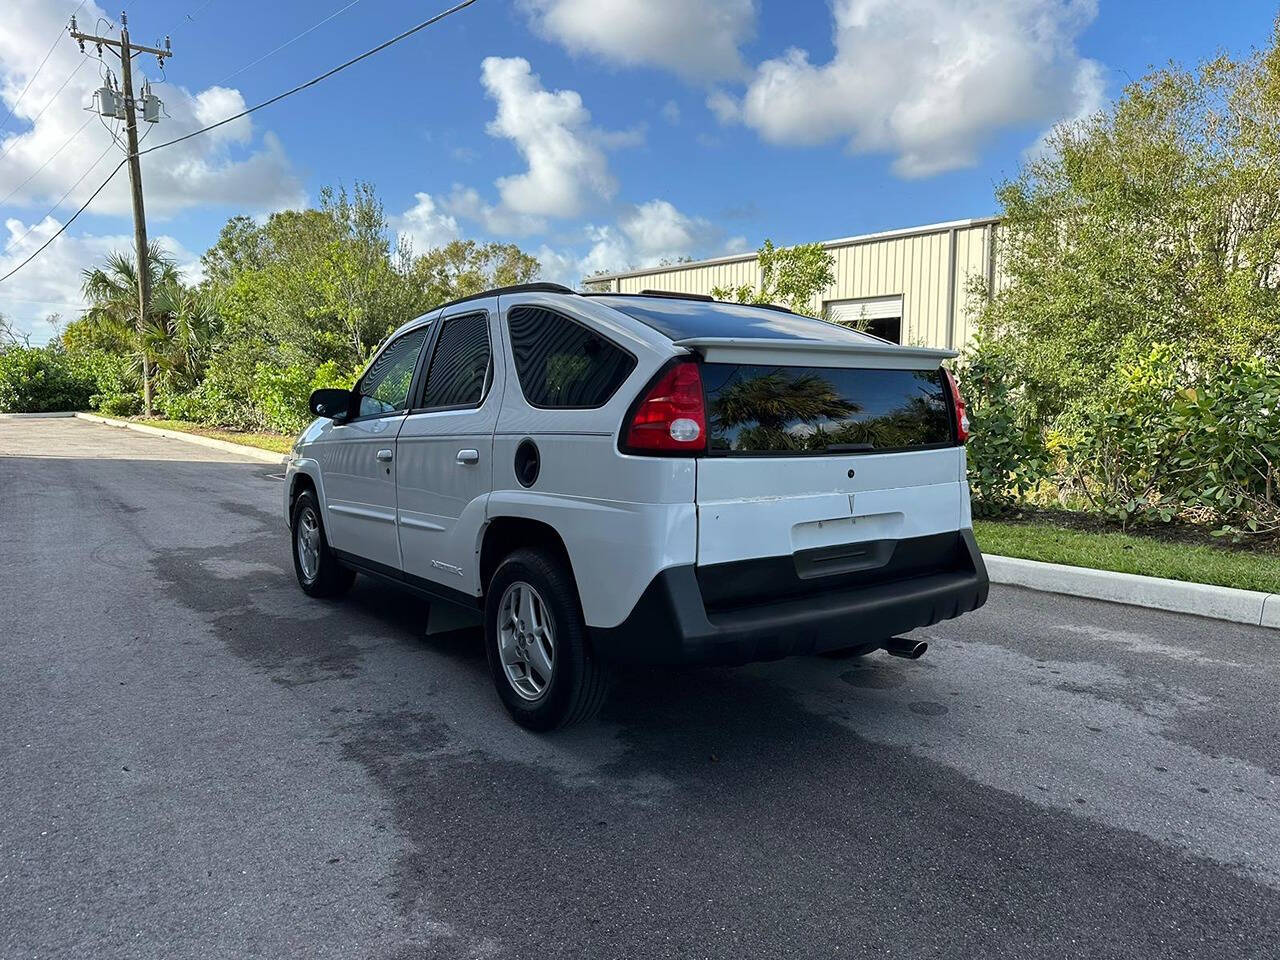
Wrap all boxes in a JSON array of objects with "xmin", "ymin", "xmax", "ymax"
[{"xmin": 488, "ymin": 293, "xmax": 696, "ymax": 628}]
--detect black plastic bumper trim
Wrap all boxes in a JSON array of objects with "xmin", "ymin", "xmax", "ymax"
[{"xmin": 590, "ymin": 529, "xmax": 989, "ymax": 666}]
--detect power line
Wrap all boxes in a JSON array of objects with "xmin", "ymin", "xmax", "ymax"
[
  {"xmin": 0, "ymin": 115, "xmax": 95, "ymax": 209},
  {"xmin": 0, "ymin": 0, "xmax": 482, "ymax": 287},
  {"xmin": 0, "ymin": 140, "xmax": 119, "ymax": 256},
  {"xmin": 0, "ymin": 158, "xmax": 124, "ymax": 285},
  {"xmin": 215, "ymin": 0, "xmax": 366, "ymax": 87},
  {"xmin": 0, "ymin": 1, "xmax": 89, "ymax": 136},
  {"xmin": 140, "ymin": 0, "xmax": 479, "ymax": 158},
  {"xmin": 0, "ymin": 59, "xmax": 90, "ymax": 162}
]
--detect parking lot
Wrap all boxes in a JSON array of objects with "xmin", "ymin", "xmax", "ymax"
[{"xmin": 2, "ymin": 417, "xmax": 1278, "ymax": 959}]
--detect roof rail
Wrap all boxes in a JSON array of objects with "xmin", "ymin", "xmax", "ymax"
[
  {"xmin": 637, "ymin": 289, "xmax": 714, "ymax": 301},
  {"xmin": 433, "ymin": 281, "xmax": 576, "ymax": 314}
]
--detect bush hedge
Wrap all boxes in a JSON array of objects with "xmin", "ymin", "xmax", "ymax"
[{"xmin": 0, "ymin": 346, "xmax": 96, "ymax": 413}]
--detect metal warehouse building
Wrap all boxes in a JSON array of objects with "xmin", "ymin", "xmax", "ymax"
[{"xmin": 585, "ymin": 216, "xmax": 1003, "ymax": 350}]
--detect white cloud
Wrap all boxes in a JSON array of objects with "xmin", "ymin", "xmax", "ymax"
[
  {"xmin": 0, "ymin": 215, "xmax": 194, "ymax": 342},
  {"xmin": 437, "ymin": 58, "xmax": 638, "ymax": 236},
  {"xmin": 0, "ymin": 0, "xmax": 302, "ymax": 217},
  {"xmin": 1023, "ymin": 57, "xmax": 1106, "ymax": 162},
  {"xmin": 532, "ymin": 199, "xmax": 735, "ymax": 284},
  {"xmin": 442, "ymin": 185, "xmax": 547, "ymax": 237},
  {"xmin": 394, "ymin": 192, "xmax": 461, "ymax": 253},
  {"xmin": 521, "ymin": 0, "xmax": 755, "ymax": 83},
  {"xmin": 705, "ymin": 89, "xmax": 741, "ymax": 125},
  {"xmin": 720, "ymin": 0, "xmax": 1103, "ymax": 178},
  {"xmin": 660, "ymin": 100, "xmax": 681, "ymax": 124},
  {"xmin": 481, "ymin": 56, "xmax": 617, "ymax": 220},
  {"xmin": 617, "ymin": 199, "xmax": 715, "ymax": 263}
]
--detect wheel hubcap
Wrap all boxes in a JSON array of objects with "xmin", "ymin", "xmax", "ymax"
[
  {"xmin": 498, "ymin": 581, "xmax": 555, "ymax": 701},
  {"xmin": 296, "ymin": 508, "xmax": 321, "ymax": 581}
]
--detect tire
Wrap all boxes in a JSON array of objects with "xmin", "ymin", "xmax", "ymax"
[
  {"xmin": 484, "ymin": 548, "xmax": 610, "ymax": 731},
  {"xmin": 291, "ymin": 489, "xmax": 355, "ymax": 598}
]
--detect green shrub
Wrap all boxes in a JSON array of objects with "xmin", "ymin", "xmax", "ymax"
[
  {"xmin": 95, "ymin": 392, "xmax": 142, "ymax": 417},
  {"xmin": 1066, "ymin": 345, "xmax": 1280, "ymax": 534},
  {"xmin": 66, "ymin": 349, "xmax": 140, "ymax": 414},
  {"xmin": 249, "ymin": 359, "xmax": 351, "ymax": 435},
  {"xmin": 0, "ymin": 346, "xmax": 95, "ymax": 413},
  {"xmin": 953, "ymin": 332, "xmax": 1048, "ymax": 513}
]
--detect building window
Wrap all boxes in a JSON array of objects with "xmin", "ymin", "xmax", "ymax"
[{"xmin": 824, "ymin": 296, "xmax": 904, "ymax": 344}]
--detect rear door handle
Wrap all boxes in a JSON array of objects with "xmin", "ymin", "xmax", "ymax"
[
  {"xmin": 376, "ymin": 448, "xmax": 394, "ymax": 462},
  {"xmin": 456, "ymin": 449, "xmax": 479, "ymax": 465}
]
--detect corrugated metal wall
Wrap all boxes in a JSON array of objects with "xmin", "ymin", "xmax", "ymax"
[{"xmin": 603, "ymin": 221, "xmax": 1002, "ymax": 351}]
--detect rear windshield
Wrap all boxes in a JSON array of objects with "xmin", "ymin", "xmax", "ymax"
[
  {"xmin": 702, "ymin": 363, "xmax": 954, "ymax": 455},
  {"xmin": 591, "ymin": 295, "xmax": 876, "ymax": 343}
]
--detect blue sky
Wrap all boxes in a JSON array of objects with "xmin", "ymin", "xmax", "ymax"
[{"xmin": 1, "ymin": 0, "xmax": 1277, "ymax": 340}]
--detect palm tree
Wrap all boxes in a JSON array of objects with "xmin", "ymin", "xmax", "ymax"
[
  {"xmin": 710, "ymin": 371, "xmax": 859, "ymax": 452},
  {"xmin": 81, "ymin": 244, "xmax": 185, "ymax": 415},
  {"xmin": 149, "ymin": 281, "xmax": 220, "ymax": 392}
]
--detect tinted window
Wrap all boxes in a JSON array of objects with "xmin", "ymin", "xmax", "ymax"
[
  {"xmin": 508, "ymin": 306, "xmax": 636, "ymax": 408},
  {"xmin": 702, "ymin": 363, "xmax": 953, "ymax": 455},
  {"xmin": 868, "ymin": 317, "xmax": 902, "ymax": 344},
  {"xmin": 421, "ymin": 311, "xmax": 491, "ymax": 408},
  {"xmin": 356, "ymin": 326, "xmax": 428, "ymax": 417},
  {"xmin": 592, "ymin": 295, "xmax": 879, "ymax": 344}
]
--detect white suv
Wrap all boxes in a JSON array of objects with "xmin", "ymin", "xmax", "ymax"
[{"xmin": 285, "ymin": 283, "xmax": 988, "ymax": 729}]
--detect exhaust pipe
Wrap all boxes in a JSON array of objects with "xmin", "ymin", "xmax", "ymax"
[{"xmin": 881, "ymin": 637, "xmax": 928, "ymax": 660}]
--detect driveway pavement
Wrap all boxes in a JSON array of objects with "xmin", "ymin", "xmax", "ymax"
[{"xmin": 2, "ymin": 417, "xmax": 1277, "ymax": 959}]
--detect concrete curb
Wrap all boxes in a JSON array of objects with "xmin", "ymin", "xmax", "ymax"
[
  {"xmin": 72, "ymin": 412, "xmax": 287, "ymax": 465},
  {"xmin": 985, "ymin": 554, "xmax": 1279, "ymax": 630},
  {"xmin": 0, "ymin": 411, "xmax": 76, "ymax": 419}
]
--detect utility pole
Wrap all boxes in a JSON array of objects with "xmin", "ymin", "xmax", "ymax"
[{"xmin": 71, "ymin": 12, "xmax": 171, "ymax": 416}]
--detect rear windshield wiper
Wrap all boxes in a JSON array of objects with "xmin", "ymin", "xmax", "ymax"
[{"xmin": 825, "ymin": 443, "xmax": 875, "ymax": 453}]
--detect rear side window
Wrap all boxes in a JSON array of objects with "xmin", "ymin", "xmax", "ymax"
[
  {"xmin": 702, "ymin": 363, "xmax": 953, "ymax": 455},
  {"xmin": 356, "ymin": 326, "xmax": 429, "ymax": 417},
  {"xmin": 421, "ymin": 311, "xmax": 491, "ymax": 408},
  {"xmin": 507, "ymin": 306, "xmax": 636, "ymax": 408}
]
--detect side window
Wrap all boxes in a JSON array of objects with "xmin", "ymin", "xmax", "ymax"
[
  {"xmin": 421, "ymin": 311, "xmax": 491, "ymax": 408},
  {"xmin": 356, "ymin": 326, "xmax": 428, "ymax": 418},
  {"xmin": 507, "ymin": 306, "xmax": 636, "ymax": 408}
]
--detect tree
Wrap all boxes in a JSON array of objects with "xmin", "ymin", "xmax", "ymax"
[
  {"xmin": 979, "ymin": 17, "xmax": 1280, "ymax": 417},
  {"xmin": 0, "ymin": 313, "xmax": 28, "ymax": 348},
  {"xmin": 80, "ymin": 244, "xmax": 183, "ymax": 415},
  {"xmin": 410, "ymin": 239, "xmax": 539, "ymax": 305},
  {"xmin": 711, "ymin": 239, "xmax": 835, "ymax": 316}
]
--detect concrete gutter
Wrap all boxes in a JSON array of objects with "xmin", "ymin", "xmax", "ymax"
[
  {"xmin": 72, "ymin": 412, "xmax": 287, "ymax": 465},
  {"xmin": 985, "ymin": 555, "xmax": 1280, "ymax": 630}
]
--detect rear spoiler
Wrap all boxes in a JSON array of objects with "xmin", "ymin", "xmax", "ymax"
[{"xmin": 672, "ymin": 337, "xmax": 957, "ymax": 370}]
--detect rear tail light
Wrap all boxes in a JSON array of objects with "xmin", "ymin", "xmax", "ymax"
[
  {"xmin": 622, "ymin": 359, "xmax": 707, "ymax": 454},
  {"xmin": 943, "ymin": 368, "xmax": 969, "ymax": 444}
]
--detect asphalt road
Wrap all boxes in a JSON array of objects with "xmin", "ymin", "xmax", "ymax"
[{"xmin": 2, "ymin": 417, "xmax": 1278, "ymax": 960}]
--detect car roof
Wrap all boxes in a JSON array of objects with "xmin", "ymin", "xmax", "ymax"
[{"xmin": 585, "ymin": 294, "xmax": 883, "ymax": 344}]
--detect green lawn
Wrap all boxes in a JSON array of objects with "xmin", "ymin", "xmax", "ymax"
[
  {"xmin": 974, "ymin": 519, "xmax": 1280, "ymax": 594},
  {"xmin": 132, "ymin": 418, "xmax": 295, "ymax": 455}
]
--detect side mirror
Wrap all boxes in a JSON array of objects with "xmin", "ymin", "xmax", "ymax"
[{"xmin": 309, "ymin": 388, "xmax": 354, "ymax": 421}]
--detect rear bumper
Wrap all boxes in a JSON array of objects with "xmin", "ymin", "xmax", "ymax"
[{"xmin": 589, "ymin": 529, "xmax": 988, "ymax": 666}]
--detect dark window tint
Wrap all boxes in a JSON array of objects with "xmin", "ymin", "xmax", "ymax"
[
  {"xmin": 507, "ymin": 306, "xmax": 636, "ymax": 408},
  {"xmin": 356, "ymin": 326, "xmax": 428, "ymax": 417},
  {"xmin": 592, "ymin": 295, "xmax": 876, "ymax": 344},
  {"xmin": 703, "ymin": 363, "xmax": 952, "ymax": 455},
  {"xmin": 422, "ymin": 311, "xmax": 491, "ymax": 408},
  {"xmin": 868, "ymin": 317, "xmax": 902, "ymax": 343}
]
